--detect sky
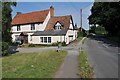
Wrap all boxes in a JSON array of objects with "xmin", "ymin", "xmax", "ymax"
[{"xmin": 12, "ymin": 2, "xmax": 93, "ymax": 30}]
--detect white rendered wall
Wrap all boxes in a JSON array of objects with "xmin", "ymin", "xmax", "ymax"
[
  {"xmin": 11, "ymin": 11, "xmax": 51, "ymax": 32},
  {"xmin": 31, "ymin": 36, "xmax": 65, "ymax": 44}
]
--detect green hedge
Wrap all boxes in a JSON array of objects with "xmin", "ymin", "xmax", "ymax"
[{"xmin": 0, "ymin": 42, "xmax": 9, "ymax": 56}]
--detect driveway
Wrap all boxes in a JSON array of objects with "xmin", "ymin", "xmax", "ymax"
[{"xmin": 82, "ymin": 35, "xmax": 118, "ymax": 78}]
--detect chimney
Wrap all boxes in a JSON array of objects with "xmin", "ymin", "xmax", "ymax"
[
  {"xmin": 50, "ymin": 6, "xmax": 54, "ymax": 17},
  {"xmin": 16, "ymin": 12, "xmax": 22, "ymax": 15}
]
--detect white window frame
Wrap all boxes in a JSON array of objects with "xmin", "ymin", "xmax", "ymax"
[
  {"xmin": 40, "ymin": 37, "xmax": 51, "ymax": 43},
  {"xmin": 17, "ymin": 25, "xmax": 21, "ymax": 31},
  {"xmin": 40, "ymin": 37, "xmax": 43, "ymax": 43},
  {"xmin": 31, "ymin": 24, "xmax": 35, "ymax": 30},
  {"xmin": 48, "ymin": 37, "xmax": 51, "ymax": 43}
]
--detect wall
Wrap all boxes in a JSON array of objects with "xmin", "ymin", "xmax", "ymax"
[
  {"xmin": 11, "ymin": 11, "xmax": 50, "ymax": 32},
  {"xmin": 11, "ymin": 11, "xmax": 51, "ymax": 43},
  {"xmin": 31, "ymin": 36, "xmax": 65, "ymax": 44},
  {"xmin": 65, "ymin": 19, "xmax": 77, "ymax": 44}
]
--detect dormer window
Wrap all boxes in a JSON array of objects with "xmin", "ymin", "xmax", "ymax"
[
  {"xmin": 31, "ymin": 24, "xmax": 35, "ymax": 30},
  {"xmin": 17, "ymin": 25, "xmax": 21, "ymax": 31},
  {"xmin": 54, "ymin": 22, "xmax": 63, "ymax": 30}
]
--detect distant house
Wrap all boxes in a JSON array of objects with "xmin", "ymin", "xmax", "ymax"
[{"xmin": 11, "ymin": 6, "xmax": 78, "ymax": 44}]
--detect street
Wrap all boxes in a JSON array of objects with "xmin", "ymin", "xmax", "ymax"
[{"xmin": 83, "ymin": 35, "xmax": 118, "ymax": 78}]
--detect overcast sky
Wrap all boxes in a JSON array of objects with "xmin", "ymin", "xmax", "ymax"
[{"xmin": 12, "ymin": 2, "xmax": 93, "ymax": 30}]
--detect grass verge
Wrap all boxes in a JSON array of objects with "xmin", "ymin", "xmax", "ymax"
[
  {"xmin": 2, "ymin": 50, "xmax": 67, "ymax": 78},
  {"xmin": 79, "ymin": 50, "xmax": 94, "ymax": 78}
]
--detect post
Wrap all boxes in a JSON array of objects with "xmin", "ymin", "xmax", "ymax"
[
  {"xmin": 80, "ymin": 9, "xmax": 82, "ymax": 32},
  {"xmin": 80, "ymin": 9, "xmax": 83, "ymax": 36}
]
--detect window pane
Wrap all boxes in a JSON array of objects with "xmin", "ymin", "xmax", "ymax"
[
  {"xmin": 31, "ymin": 24, "xmax": 35, "ymax": 30},
  {"xmin": 44, "ymin": 37, "xmax": 47, "ymax": 43},
  {"xmin": 40, "ymin": 37, "xmax": 43, "ymax": 42},
  {"xmin": 17, "ymin": 25, "xmax": 20, "ymax": 31},
  {"xmin": 48, "ymin": 37, "xmax": 51, "ymax": 43}
]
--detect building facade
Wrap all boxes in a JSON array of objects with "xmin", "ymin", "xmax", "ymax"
[{"xmin": 11, "ymin": 6, "xmax": 78, "ymax": 44}]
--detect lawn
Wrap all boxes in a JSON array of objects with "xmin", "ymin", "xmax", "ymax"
[
  {"xmin": 79, "ymin": 50, "xmax": 94, "ymax": 78},
  {"xmin": 2, "ymin": 50, "xmax": 67, "ymax": 78}
]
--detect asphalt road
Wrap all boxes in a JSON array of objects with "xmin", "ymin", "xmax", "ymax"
[{"xmin": 83, "ymin": 35, "xmax": 119, "ymax": 78}]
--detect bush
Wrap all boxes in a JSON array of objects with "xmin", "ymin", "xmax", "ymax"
[
  {"xmin": 52, "ymin": 42, "xmax": 67, "ymax": 46},
  {"xmin": 28, "ymin": 44, "xmax": 35, "ymax": 47},
  {"xmin": 0, "ymin": 42, "xmax": 9, "ymax": 56},
  {"xmin": 62, "ymin": 41, "xmax": 67, "ymax": 46}
]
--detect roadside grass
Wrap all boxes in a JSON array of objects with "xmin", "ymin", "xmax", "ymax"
[
  {"xmin": 2, "ymin": 50, "xmax": 67, "ymax": 78},
  {"xmin": 79, "ymin": 50, "xmax": 94, "ymax": 78},
  {"xmin": 0, "ymin": 58, "xmax": 2, "ymax": 79},
  {"xmin": 81, "ymin": 37, "xmax": 87, "ymax": 44}
]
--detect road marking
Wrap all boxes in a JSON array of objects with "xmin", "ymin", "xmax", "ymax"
[{"xmin": 102, "ymin": 44, "xmax": 109, "ymax": 48}]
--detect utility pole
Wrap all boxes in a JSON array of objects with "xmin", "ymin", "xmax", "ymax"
[
  {"xmin": 80, "ymin": 9, "xmax": 83, "ymax": 37},
  {"xmin": 80, "ymin": 9, "xmax": 82, "ymax": 32}
]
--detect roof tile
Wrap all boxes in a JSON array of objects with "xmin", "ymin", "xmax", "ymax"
[
  {"xmin": 12, "ymin": 10, "xmax": 49, "ymax": 25},
  {"xmin": 45, "ymin": 15, "xmax": 71, "ymax": 30}
]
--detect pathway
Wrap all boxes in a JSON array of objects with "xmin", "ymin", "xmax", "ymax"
[{"xmin": 54, "ymin": 41, "xmax": 81, "ymax": 78}]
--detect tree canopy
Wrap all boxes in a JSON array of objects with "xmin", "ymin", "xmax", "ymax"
[
  {"xmin": 2, "ymin": 2, "xmax": 17, "ymax": 43},
  {"xmin": 88, "ymin": 2, "xmax": 120, "ymax": 36}
]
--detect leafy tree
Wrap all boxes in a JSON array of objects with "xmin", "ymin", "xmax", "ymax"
[
  {"xmin": 89, "ymin": 25, "xmax": 96, "ymax": 33},
  {"xmin": 1, "ymin": 2, "xmax": 17, "ymax": 56},
  {"xmin": 2, "ymin": 2, "xmax": 17, "ymax": 44},
  {"xmin": 88, "ymin": 2, "xmax": 120, "ymax": 36}
]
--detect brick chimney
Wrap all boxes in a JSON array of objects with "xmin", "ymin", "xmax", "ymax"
[
  {"xmin": 16, "ymin": 12, "xmax": 22, "ymax": 15},
  {"xmin": 50, "ymin": 6, "xmax": 54, "ymax": 17}
]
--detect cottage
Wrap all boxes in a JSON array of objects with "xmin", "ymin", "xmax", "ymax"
[{"xmin": 11, "ymin": 6, "xmax": 78, "ymax": 44}]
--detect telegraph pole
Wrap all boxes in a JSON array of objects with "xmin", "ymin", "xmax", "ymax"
[
  {"xmin": 80, "ymin": 9, "xmax": 82, "ymax": 32},
  {"xmin": 80, "ymin": 9, "xmax": 83, "ymax": 37}
]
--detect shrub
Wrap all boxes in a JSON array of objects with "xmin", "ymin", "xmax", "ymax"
[
  {"xmin": 62, "ymin": 41, "xmax": 67, "ymax": 46},
  {"xmin": 0, "ymin": 42, "xmax": 9, "ymax": 56},
  {"xmin": 28, "ymin": 44, "xmax": 35, "ymax": 47}
]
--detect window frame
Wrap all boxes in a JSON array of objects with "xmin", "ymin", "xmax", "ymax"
[
  {"xmin": 44, "ymin": 37, "xmax": 47, "ymax": 43},
  {"xmin": 48, "ymin": 37, "xmax": 51, "ymax": 43},
  {"xmin": 17, "ymin": 25, "xmax": 21, "ymax": 31},
  {"xmin": 31, "ymin": 24, "xmax": 35, "ymax": 30},
  {"xmin": 40, "ymin": 37, "xmax": 43, "ymax": 43}
]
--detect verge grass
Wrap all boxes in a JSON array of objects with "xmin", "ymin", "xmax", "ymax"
[
  {"xmin": 79, "ymin": 50, "xmax": 94, "ymax": 78},
  {"xmin": 2, "ymin": 50, "xmax": 67, "ymax": 78}
]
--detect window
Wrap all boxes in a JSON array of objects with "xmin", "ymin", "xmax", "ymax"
[
  {"xmin": 17, "ymin": 25, "xmax": 20, "ymax": 31},
  {"xmin": 48, "ymin": 37, "xmax": 51, "ymax": 43},
  {"xmin": 55, "ymin": 25, "xmax": 62, "ymax": 30},
  {"xmin": 44, "ymin": 37, "xmax": 47, "ymax": 43},
  {"xmin": 54, "ymin": 22, "xmax": 63, "ymax": 30},
  {"xmin": 31, "ymin": 24, "xmax": 35, "ymax": 30},
  {"xmin": 40, "ymin": 37, "xmax": 51, "ymax": 43},
  {"xmin": 40, "ymin": 37, "xmax": 43, "ymax": 42}
]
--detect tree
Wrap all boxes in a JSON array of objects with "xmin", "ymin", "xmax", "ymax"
[
  {"xmin": 2, "ymin": 2, "xmax": 17, "ymax": 44},
  {"xmin": 88, "ymin": 2, "xmax": 120, "ymax": 36},
  {"xmin": 1, "ymin": 2, "xmax": 17, "ymax": 56}
]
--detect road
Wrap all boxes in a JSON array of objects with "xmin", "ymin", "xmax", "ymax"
[{"xmin": 83, "ymin": 35, "xmax": 118, "ymax": 78}]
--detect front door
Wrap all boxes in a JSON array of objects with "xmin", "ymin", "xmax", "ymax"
[{"xmin": 21, "ymin": 36, "xmax": 28, "ymax": 43}]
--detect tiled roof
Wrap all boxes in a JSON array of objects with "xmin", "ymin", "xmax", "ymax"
[
  {"xmin": 45, "ymin": 15, "xmax": 72, "ymax": 31},
  {"xmin": 11, "ymin": 10, "xmax": 49, "ymax": 25}
]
